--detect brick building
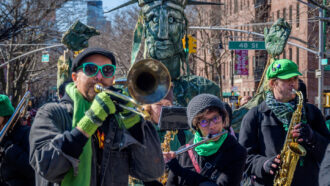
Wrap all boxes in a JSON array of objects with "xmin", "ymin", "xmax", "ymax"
[{"xmin": 194, "ymin": 0, "xmax": 330, "ymax": 109}]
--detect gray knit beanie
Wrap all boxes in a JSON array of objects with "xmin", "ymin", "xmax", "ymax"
[{"xmin": 187, "ymin": 94, "xmax": 225, "ymax": 129}]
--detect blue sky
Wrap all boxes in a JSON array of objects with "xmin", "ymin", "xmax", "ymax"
[{"xmin": 103, "ymin": 0, "xmax": 133, "ymax": 20}]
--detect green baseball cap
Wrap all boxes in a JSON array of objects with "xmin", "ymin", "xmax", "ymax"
[
  {"xmin": 0, "ymin": 94, "xmax": 15, "ymax": 117},
  {"xmin": 266, "ymin": 59, "xmax": 302, "ymax": 79}
]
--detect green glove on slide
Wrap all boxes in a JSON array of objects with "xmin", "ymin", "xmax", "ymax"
[
  {"xmin": 78, "ymin": 92, "xmax": 116, "ymax": 136},
  {"xmin": 118, "ymin": 89, "xmax": 141, "ymax": 129}
]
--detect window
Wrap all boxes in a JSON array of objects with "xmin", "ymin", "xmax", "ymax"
[
  {"xmin": 296, "ymin": 3, "xmax": 300, "ymax": 27},
  {"xmin": 283, "ymin": 49, "xmax": 286, "ymax": 59},
  {"xmin": 289, "ymin": 5, "xmax": 293, "ymax": 21},
  {"xmin": 272, "ymin": 12, "xmax": 274, "ymax": 21},
  {"xmin": 283, "ymin": 8, "xmax": 286, "ymax": 20},
  {"xmin": 296, "ymin": 47, "xmax": 300, "ymax": 66},
  {"xmin": 289, "ymin": 48, "xmax": 292, "ymax": 60},
  {"xmin": 230, "ymin": 0, "xmax": 232, "ymax": 15},
  {"xmin": 234, "ymin": 0, "xmax": 238, "ymax": 13},
  {"xmin": 277, "ymin": 10, "xmax": 280, "ymax": 19}
]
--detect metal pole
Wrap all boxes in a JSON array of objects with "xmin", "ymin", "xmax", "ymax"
[
  {"xmin": 231, "ymin": 50, "xmax": 234, "ymax": 87},
  {"xmin": 318, "ymin": 7, "xmax": 324, "ymax": 111}
]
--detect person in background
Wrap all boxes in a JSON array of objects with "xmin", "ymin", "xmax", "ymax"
[
  {"xmin": 144, "ymin": 87, "xmax": 194, "ymax": 150},
  {"xmin": 164, "ymin": 94, "xmax": 247, "ymax": 186},
  {"xmin": 0, "ymin": 94, "xmax": 34, "ymax": 186},
  {"xmin": 239, "ymin": 96, "xmax": 252, "ymax": 107},
  {"xmin": 29, "ymin": 48, "xmax": 164, "ymax": 186},
  {"xmin": 239, "ymin": 59, "xmax": 330, "ymax": 186},
  {"xmin": 223, "ymin": 102, "xmax": 237, "ymax": 140}
]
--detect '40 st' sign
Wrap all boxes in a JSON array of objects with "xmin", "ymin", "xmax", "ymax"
[{"xmin": 229, "ymin": 41, "xmax": 265, "ymax": 50}]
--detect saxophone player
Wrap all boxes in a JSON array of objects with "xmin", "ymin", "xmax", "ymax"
[{"xmin": 239, "ymin": 59, "xmax": 330, "ymax": 186}]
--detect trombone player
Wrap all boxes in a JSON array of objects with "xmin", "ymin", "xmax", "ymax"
[
  {"xmin": 29, "ymin": 48, "xmax": 164, "ymax": 186},
  {"xmin": 0, "ymin": 94, "xmax": 34, "ymax": 186}
]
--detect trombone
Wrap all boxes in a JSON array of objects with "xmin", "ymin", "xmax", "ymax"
[
  {"xmin": 94, "ymin": 59, "xmax": 171, "ymax": 120},
  {"xmin": 0, "ymin": 91, "xmax": 30, "ymax": 143}
]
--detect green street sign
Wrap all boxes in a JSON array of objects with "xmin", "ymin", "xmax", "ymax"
[
  {"xmin": 229, "ymin": 41, "xmax": 265, "ymax": 50},
  {"xmin": 325, "ymin": 65, "xmax": 330, "ymax": 71},
  {"xmin": 42, "ymin": 54, "xmax": 49, "ymax": 63}
]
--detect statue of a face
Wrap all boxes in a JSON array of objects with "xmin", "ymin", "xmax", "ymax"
[{"xmin": 143, "ymin": 2, "xmax": 185, "ymax": 79}]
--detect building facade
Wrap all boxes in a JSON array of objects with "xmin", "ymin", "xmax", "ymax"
[
  {"xmin": 195, "ymin": 0, "xmax": 330, "ymax": 109},
  {"xmin": 56, "ymin": 0, "xmax": 110, "ymax": 32}
]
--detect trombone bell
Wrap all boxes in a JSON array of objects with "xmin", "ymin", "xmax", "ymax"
[{"xmin": 127, "ymin": 59, "xmax": 171, "ymax": 105}]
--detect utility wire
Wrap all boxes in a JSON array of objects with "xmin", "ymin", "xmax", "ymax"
[
  {"xmin": 0, "ymin": 44, "xmax": 64, "ymax": 68},
  {"xmin": 0, "ymin": 43, "xmax": 63, "ymax": 46}
]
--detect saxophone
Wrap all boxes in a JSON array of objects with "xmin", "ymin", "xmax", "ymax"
[
  {"xmin": 159, "ymin": 130, "xmax": 178, "ymax": 185},
  {"xmin": 273, "ymin": 89, "xmax": 307, "ymax": 186}
]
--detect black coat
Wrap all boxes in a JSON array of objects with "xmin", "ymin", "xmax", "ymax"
[
  {"xmin": 166, "ymin": 134, "xmax": 247, "ymax": 186},
  {"xmin": 239, "ymin": 101, "xmax": 330, "ymax": 186},
  {"xmin": 0, "ymin": 124, "xmax": 34, "ymax": 186}
]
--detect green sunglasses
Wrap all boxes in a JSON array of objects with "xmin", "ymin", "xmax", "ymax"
[{"xmin": 77, "ymin": 62, "xmax": 116, "ymax": 78}]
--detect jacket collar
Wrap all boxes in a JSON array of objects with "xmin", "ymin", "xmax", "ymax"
[{"xmin": 259, "ymin": 101, "xmax": 271, "ymax": 113}]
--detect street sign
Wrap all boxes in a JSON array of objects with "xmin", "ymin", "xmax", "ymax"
[
  {"xmin": 321, "ymin": 58, "xmax": 328, "ymax": 65},
  {"xmin": 325, "ymin": 65, "xmax": 330, "ymax": 71},
  {"xmin": 229, "ymin": 41, "xmax": 265, "ymax": 50},
  {"xmin": 41, "ymin": 54, "xmax": 49, "ymax": 63}
]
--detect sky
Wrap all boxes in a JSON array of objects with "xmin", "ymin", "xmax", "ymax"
[{"xmin": 102, "ymin": 0, "xmax": 133, "ymax": 21}]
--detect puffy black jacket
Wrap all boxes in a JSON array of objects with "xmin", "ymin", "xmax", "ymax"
[
  {"xmin": 0, "ymin": 124, "xmax": 34, "ymax": 186},
  {"xmin": 239, "ymin": 101, "xmax": 330, "ymax": 186},
  {"xmin": 166, "ymin": 134, "xmax": 247, "ymax": 186}
]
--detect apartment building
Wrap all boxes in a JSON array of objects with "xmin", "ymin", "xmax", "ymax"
[{"xmin": 195, "ymin": 0, "xmax": 330, "ymax": 107}]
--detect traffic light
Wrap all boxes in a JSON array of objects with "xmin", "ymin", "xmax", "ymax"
[
  {"xmin": 182, "ymin": 35, "xmax": 197, "ymax": 54},
  {"xmin": 324, "ymin": 92, "xmax": 330, "ymax": 108},
  {"xmin": 188, "ymin": 35, "xmax": 197, "ymax": 53},
  {"xmin": 182, "ymin": 35, "xmax": 189, "ymax": 53}
]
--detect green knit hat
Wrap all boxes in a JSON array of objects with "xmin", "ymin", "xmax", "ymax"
[
  {"xmin": 0, "ymin": 94, "xmax": 15, "ymax": 117},
  {"xmin": 266, "ymin": 59, "xmax": 302, "ymax": 80}
]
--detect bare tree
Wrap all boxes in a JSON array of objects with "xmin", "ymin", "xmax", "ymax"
[
  {"xmin": 0, "ymin": 0, "xmax": 71, "ymax": 106},
  {"xmin": 90, "ymin": 6, "xmax": 140, "ymax": 77}
]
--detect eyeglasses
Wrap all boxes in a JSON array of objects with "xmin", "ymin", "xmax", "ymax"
[
  {"xmin": 199, "ymin": 115, "xmax": 221, "ymax": 128},
  {"xmin": 77, "ymin": 62, "xmax": 116, "ymax": 78}
]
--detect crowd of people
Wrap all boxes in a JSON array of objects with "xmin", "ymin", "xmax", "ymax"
[{"xmin": 0, "ymin": 48, "xmax": 329, "ymax": 186}]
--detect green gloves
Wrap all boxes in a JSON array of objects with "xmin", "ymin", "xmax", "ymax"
[
  {"xmin": 117, "ymin": 89, "xmax": 141, "ymax": 129},
  {"xmin": 77, "ymin": 92, "xmax": 116, "ymax": 136}
]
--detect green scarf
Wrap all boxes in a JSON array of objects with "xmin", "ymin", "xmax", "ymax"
[
  {"xmin": 194, "ymin": 131, "xmax": 228, "ymax": 156},
  {"xmin": 265, "ymin": 91, "xmax": 307, "ymax": 131},
  {"xmin": 61, "ymin": 82, "xmax": 92, "ymax": 186}
]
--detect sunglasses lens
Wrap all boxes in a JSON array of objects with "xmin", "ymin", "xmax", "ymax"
[
  {"xmin": 102, "ymin": 65, "xmax": 115, "ymax": 78},
  {"xmin": 200, "ymin": 120, "xmax": 208, "ymax": 127},
  {"xmin": 212, "ymin": 116, "xmax": 219, "ymax": 123},
  {"xmin": 84, "ymin": 63, "xmax": 98, "ymax": 76}
]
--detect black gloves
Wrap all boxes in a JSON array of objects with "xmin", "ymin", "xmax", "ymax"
[
  {"xmin": 291, "ymin": 122, "xmax": 315, "ymax": 147},
  {"xmin": 263, "ymin": 155, "xmax": 281, "ymax": 175}
]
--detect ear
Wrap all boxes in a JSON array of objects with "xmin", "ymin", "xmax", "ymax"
[
  {"xmin": 268, "ymin": 79, "xmax": 276, "ymax": 89},
  {"xmin": 72, "ymin": 72, "xmax": 78, "ymax": 82}
]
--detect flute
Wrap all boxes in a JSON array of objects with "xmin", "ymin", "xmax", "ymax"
[{"xmin": 174, "ymin": 130, "xmax": 228, "ymax": 155}]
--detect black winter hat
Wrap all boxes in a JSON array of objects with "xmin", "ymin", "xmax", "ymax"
[
  {"xmin": 71, "ymin": 47, "xmax": 116, "ymax": 72},
  {"xmin": 187, "ymin": 94, "xmax": 225, "ymax": 129}
]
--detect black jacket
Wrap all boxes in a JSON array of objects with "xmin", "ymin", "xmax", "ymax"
[
  {"xmin": 239, "ymin": 101, "xmax": 330, "ymax": 186},
  {"xmin": 166, "ymin": 134, "xmax": 247, "ymax": 186},
  {"xmin": 29, "ymin": 93, "xmax": 164, "ymax": 186},
  {"xmin": 0, "ymin": 124, "xmax": 34, "ymax": 186}
]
